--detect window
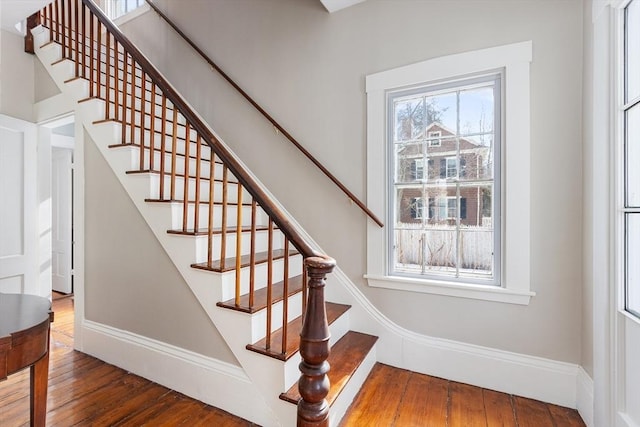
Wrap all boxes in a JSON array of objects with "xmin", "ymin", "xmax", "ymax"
[
  {"xmin": 410, "ymin": 197, "xmax": 424, "ymax": 219},
  {"xmin": 390, "ymin": 75, "xmax": 499, "ymax": 284},
  {"xmin": 412, "ymin": 159, "xmax": 425, "ymax": 180},
  {"xmin": 428, "ymin": 131, "xmax": 442, "ymax": 147},
  {"xmin": 365, "ymin": 41, "xmax": 534, "ymax": 305},
  {"xmin": 103, "ymin": 0, "xmax": 146, "ymax": 20},
  {"xmin": 623, "ymin": 0, "xmax": 640, "ymax": 317}
]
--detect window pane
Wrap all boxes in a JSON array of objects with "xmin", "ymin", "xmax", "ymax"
[
  {"xmin": 627, "ymin": 214, "xmax": 640, "ymax": 316},
  {"xmin": 627, "ymin": 0, "xmax": 640, "ymax": 103},
  {"xmin": 394, "ymin": 98, "xmax": 424, "ymax": 141},
  {"xmin": 626, "ymin": 104, "xmax": 640, "ymax": 206},
  {"xmin": 426, "ymin": 93, "xmax": 457, "ymax": 131},
  {"xmin": 459, "ymin": 224, "xmax": 494, "ymax": 278},
  {"xmin": 459, "ymin": 86, "xmax": 494, "ymax": 136},
  {"xmin": 396, "ymin": 188, "xmax": 424, "ymax": 223}
]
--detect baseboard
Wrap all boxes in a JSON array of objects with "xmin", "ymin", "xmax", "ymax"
[
  {"xmin": 79, "ymin": 320, "xmax": 277, "ymax": 426},
  {"xmin": 325, "ymin": 266, "xmax": 585, "ymax": 410},
  {"xmin": 576, "ymin": 367, "xmax": 594, "ymax": 427},
  {"xmin": 393, "ymin": 328, "xmax": 580, "ymax": 408}
]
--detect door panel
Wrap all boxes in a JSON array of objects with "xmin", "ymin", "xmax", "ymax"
[
  {"xmin": 0, "ymin": 116, "xmax": 39, "ymax": 295},
  {"xmin": 623, "ymin": 317, "xmax": 640, "ymax": 425},
  {"xmin": 52, "ymin": 147, "xmax": 73, "ymax": 293}
]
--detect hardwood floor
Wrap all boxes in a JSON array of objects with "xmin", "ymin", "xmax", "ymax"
[
  {"xmin": 340, "ymin": 363, "xmax": 586, "ymax": 427},
  {"xmin": 1, "ymin": 296, "xmax": 586, "ymax": 426},
  {"xmin": 0, "ymin": 297, "xmax": 254, "ymax": 427}
]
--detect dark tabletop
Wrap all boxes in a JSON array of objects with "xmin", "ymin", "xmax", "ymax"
[{"xmin": 0, "ymin": 293, "xmax": 51, "ymax": 339}]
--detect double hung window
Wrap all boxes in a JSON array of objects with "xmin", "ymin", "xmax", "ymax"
[
  {"xmin": 390, "ymin": 74, "xmax": 500, "ymax": 284},
  {"xmin": 365, "ymin": 41, "xmax": 533, "ymax": 304}
]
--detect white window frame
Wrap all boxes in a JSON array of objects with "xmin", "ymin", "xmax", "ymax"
[{"xmin": 365, "ymin": 41, "xmax": 534, "ymax": 305}]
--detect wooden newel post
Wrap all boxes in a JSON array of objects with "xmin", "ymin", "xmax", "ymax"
[
  {"xmin": 297, "ymin": 256, "xmax": 336, "ymax": 427},
  {"xmin": 24, "ymin": 12, "xmax": 41, "ymax": 54}
]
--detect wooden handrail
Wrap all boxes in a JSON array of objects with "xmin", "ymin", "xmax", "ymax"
[
  {"xmin": 80, "ymin": 0, "xmax": 322, "ymax": 258},
  {"xmin": 145, "ymin": 0, "xmax": 383, "ymax": 228}
]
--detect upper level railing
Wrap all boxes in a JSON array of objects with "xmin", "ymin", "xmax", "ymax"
[
  {"xmin": 143, "ymin": 0, "xmax": 383, "ymax": 228},
  {"xmin": 27, "ymin": 0, "xmax": 333, "ymax": 424}
]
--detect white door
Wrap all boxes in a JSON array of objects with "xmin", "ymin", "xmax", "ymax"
[
  {"xmin": 0, "ymin": 115, "xmax": 39, "ymax": 295},
  {"xmin": 617, "ymin": 1, "xmax": 640, "ymax": 426},
  {"xmin": 52, "ymin": 147, "xmax": 73, "ymax": 294}
]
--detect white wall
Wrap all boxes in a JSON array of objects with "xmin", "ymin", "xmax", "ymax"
[
  {"xmin": 0, "ymin": 29, "xmax": 34, "ymax": 121},
  {"xmin": 119, "ymin": 0, "xmax": 584, "ymax": 364}
]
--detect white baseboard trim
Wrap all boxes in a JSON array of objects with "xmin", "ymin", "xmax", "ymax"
[
  {"xmin": 79, "ymin": 320, "xmax": 276, "ymax": 426},
  {"xmin": 577, "ymin": 367, "xmax": 594, "ymax": 427},
  {"xmin": 327, "ymin": 266, "xmax": 585, "ymax": 410},
  {"xmin": 393, "ymin": 327, "xmax": 580, "ymax": 409}
]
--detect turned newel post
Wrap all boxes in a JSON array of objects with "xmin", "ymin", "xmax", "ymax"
[
  {"xmin": 298, "ymin": 256, "xmax": 336, "ymax": 427},
  {"xmin": 24, "ymin": 12, "xmax": 41, "ymax": 54}
]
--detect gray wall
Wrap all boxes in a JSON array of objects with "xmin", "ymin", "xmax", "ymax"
[
  {"xmin": 84, "ymin": 133, "xmax": 238, "ymax": 364},
  {"xmin": 119, "ymin": 0, "xmax": 584, "ymax": 364},
  {"xmin": 1, "ymin": 29, "xmax": 34, "ymax": 121},
  {"xmin": 581, "ymin": 0, "xmax": 594, "ymax": 378}
]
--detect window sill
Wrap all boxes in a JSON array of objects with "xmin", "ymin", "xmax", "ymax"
[
  {"xmin": 365, "ymin": 274, "xmax": 535, "ymax": 305},
  {"xmin": 112, "ymin": 3, "xmax": 150, "ymax": 26}
]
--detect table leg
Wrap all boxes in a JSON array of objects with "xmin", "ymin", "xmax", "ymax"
[{"xmin": 30, "ymin": 348, "xmax": 49, "ymax": 427}]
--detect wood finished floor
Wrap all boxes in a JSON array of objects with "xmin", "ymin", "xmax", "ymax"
[
  {"xmin": 340, "ymin": 363, "xmax": 586, "ymax": 427},
  {"xmin": 0, "ymin": 296, "xmax": 254, "ymax": 427},
  {"xmin": 0, "ymin": 295, "xmax": 586, "ymax": 426}
]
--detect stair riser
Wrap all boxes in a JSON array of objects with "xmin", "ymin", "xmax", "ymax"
[
  {"xmin": 249, "ymin": 292, "xmax": 304, "ymax": 343},
  {"xmin": 189, "ymin": 229, "xmax": 287, "ymax": 264},
  {"xmin": 171, "ymin": 203, "xmax": 268, "ymax": 230},
  {"xmin": 149, "ymin": 175, "xmax": 250, "ymax": 204},
  {"xmin": 96, "ymin": 123, "xmax": 215, "ymax": 167},
  {"xmin": 219, "ymin": 254, "xmax": 304, "ymax": 301}
]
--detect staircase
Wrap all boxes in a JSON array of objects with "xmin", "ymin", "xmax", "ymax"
[{"xmin": 26, "ymin": 1, "xmax": 377, "ymax": 425}]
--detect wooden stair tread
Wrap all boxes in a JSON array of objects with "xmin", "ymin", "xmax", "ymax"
[
  {"xmin": 167, "ymin": 225, "xmax": 272, "ymax": 236},
  {"xmin": 191, "ymin": 248, "xmax": 300, "ymax": 273},
  {"xmin": 216, "ymin": 275, "xmax": 304, "ymax": 314},
  {"xmin": 279, "ymin": 331, "xmax": 378, "ymax": 405},
  {"xmin": 246, "ymin": 302, "xmax": 351, "ymax": 361}
]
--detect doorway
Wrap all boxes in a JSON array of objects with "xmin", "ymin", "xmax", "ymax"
[{"xmin": 44, "ymin": 117, "xmax": 75, "ymax": 295}]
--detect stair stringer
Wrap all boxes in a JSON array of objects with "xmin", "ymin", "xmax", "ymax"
[{"xmin": 32, "ymin": 24, "xmax": 373, "ymax": 427}]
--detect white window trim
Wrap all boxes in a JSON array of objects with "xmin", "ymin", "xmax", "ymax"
[
  {"xmin": 100, "ymin": 0, "xmax": 150, "ymax": 25},
  {"xmin": 365, "ymin": 41, "xmax": 535, "ymax": 305}
]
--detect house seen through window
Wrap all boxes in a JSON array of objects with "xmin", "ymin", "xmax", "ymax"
[{"xmin": 390, "ymin": 74, "xmax": 500, "ymax": 284}]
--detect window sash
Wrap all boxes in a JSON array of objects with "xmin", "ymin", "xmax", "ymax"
[{"xmin": 388, "ymin": 74, "xmax": 501, "ymax": 285}]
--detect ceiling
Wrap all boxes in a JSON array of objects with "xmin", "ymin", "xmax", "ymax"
[
  {"xmin": 0, "ymin": 0, "xmax": 50, "ymax": 33},
  {"xmin": 0, "ymin": 0, "xmax": 365, "ymax": 35}
]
